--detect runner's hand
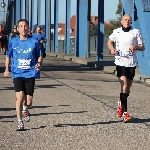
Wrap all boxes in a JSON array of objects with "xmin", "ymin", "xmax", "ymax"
[
  {"xmin": 35, "ymin": 63, "xmax": 41, "ymax": 70},
  {"xmin": 40, "ymin": 40, "xmax": 45, "ymax": 43},
  {"xmin": 129, "ymin": 46, "xmax": 137, "ymax": 52},
  {"xmin": 110, "ymin": 49, "xmax": 117, "ymax": 55},
  {"xmin": 4, "ymin": 71, "xmax": 9, "ymax": 77}
]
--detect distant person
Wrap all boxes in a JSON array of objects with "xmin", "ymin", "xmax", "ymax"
[
  {"xmin": 0, "ymin": 24, "xmax": 3, "ymax": 51},
  {"xmin": 1, "ymin": 25, "xmax": 9, "ymax": 55},
  {"xmin": 10, "ymin": 25, "xmax": 19, "ymax": 38},
  {"xmin": 32, "ymin": 26, "xmax": 47, "ymax": 58}
]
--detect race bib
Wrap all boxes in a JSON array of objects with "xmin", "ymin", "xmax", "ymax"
[
  {"xmin": 18, "ymin": 59, "xmax": 31, "ymax": 69},
  {"xmin": 118, "ymin": 51, "xmax": 133, "ymax": 57},
  {"xmin": 116, "ymin": 51, "xmax": 134, "ymax": 67}
]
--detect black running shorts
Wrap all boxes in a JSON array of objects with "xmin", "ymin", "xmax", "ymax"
[
  {"xmin": 13, "ymin": 78, "xmax": 35, "ymax": 96},
  {"xmin": 116, "ymin": 66, "xmax": 136, "ymax": 80}
]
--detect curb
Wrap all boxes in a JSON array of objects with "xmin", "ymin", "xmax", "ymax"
[{"xmin": 98, "ymin": 66, "xmax": 150, "ymax": 85}]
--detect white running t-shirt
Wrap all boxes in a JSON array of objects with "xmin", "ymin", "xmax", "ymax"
[{"xmin": 109, "ymin": 27, "xmax": 143, "ymax": 67}]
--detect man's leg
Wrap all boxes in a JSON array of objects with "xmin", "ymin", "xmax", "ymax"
[
  {"xmin": 119, "ymin": 76, "xmax": 132, "ymax": 122},
  {"xmin": 126, "ymin": 67, "xmax": 135, "ymax": 97},
  {"xmin": 116, "ymin": 66, "xmax": 126, "ymax": 117},
  {"xmin": 119, "ymin": 76, "xmax": 128, "ymax": 112},
  {"xmin": 23, "ymin": 95, "xmax": 27, "ymax": 112},
  {"xmin": 26, "ymin": 95, "xmax": 33, "ymax": 107},
  {"xmin": 22, "ymin": 78, "xmax": 35, "ymax": 122},
  {"xmin": 16, "ymin": 91, "xmax": 24, "ymax": 121},
  {"xmin": 13, "ymin": 78, "xmax": 25, "ymax": 130},
  {"xmin": 126, "ymin": 79, "xmax": 133, "ymax": 97},
  {"xmin": 23, "ymin": 95, "xmax": 33, "ymax": 122},
  {"xmin": 116, "ymin": 66, "xmax": 131, "ymax": 122}
]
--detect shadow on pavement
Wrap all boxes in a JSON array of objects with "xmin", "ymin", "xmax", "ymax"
[
  {"xmin": 30, "ymin": 111, "xmax": 88, "ymax": 117},
  {"xmin": 53, "ymin": 118, "xmax": 150, "ymax": 127},
  {"xmin": 0, "ymin": 110, "xmax": 87, "ymax": 119},
  {"xmin": 0, "ymin": 87, "xmax": 14, "ymax": 90},
  {"xmin": 131, "ymin": 117, "xmax": 150, "ymax": 124},
  {"xmin": 0, "ymin": 84, "xmax": 64, "ymax": 91},
  {"xmin": 0, "ymin": 120, "xmax": 14, "ymax": 122},
  {"xmin": 58, "ymin": 105, "xmax": 71, "ymax": 107},
  {"xmin": 34, "ymin": 84, "xmax": 64, "ymax": 88},
  {"xmin": 0, "ymin": 66, "xmax": 5, "ymax": 73},
  {"xmin": 0, "ymin": 115, "xmax": 16, "ymax": 119},
  {"xmin": 0, "ymin": 105, "xmax": 53, "ymax": 112},
  {"xmin": 53, "ymin": 120, "xmax": 123, "ymax": 127},
  {"xmin": 41, "ymin": 65, "xmax": 96, "ymax": 72}
]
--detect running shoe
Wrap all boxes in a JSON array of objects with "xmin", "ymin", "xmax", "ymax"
[
  {"xmin": 23, "ymin": 111, "xmax": 30, "ymax": 122},
  {"xmin": 17, "ymin": 121, "xmax": 24, "ymax": 130},
  {"xmin": 122, "ymin": 112, "xmax": 132, "ymax": 123}
]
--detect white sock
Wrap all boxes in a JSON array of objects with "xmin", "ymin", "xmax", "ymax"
[
  {"xmin": 23, "ymin": 105, "xmax": 28, "ymax": 112},
  {"xmin": 18, "ymin": 120, "xmax": 23, "ymax": 122}
]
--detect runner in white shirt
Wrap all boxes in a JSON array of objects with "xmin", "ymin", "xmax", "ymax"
[{"xmin": 107, "ymin": 14, "xmax": 145, "ymax": 123}]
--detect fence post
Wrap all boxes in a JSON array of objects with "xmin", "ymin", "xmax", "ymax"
[{"xmin": 97, "ymin": 0, "xmax": 104, "ymax": 61}]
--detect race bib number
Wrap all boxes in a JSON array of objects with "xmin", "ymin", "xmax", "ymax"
[
  {"xmin": 18, "ymin": 59, "xmax": 31, "ymax": 69},
  {"xmin": 116, "ymin": 51, "xmax": 134, "ymax": 66},
  {"xmin": 118, "ymin": 51, "xmax": 133, "ymax": 57}
]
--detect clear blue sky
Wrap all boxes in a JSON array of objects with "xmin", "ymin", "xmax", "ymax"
[
  {"xmin": 0, "ymin": 0, "xmax": 119, "ymax": 24},
  {"xmin": 58, "ymin": 0, "xmax": 118, "ymax": 23}
]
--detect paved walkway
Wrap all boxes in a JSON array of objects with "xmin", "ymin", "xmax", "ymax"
[
  {"xmin": 0, "ymin": 53, "xmax": 150, "ymax": 150},
  {"xmin": 47, "ymin": 52, "xmax": 150, "ymax": 84}
]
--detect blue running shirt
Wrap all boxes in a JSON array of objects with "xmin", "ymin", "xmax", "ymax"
[
  {"xmin": 32, "ymin": 33, "xmax": 47, "ymax": 42},
  {"xmin": 6, "ymin": 36, "xmax": 43, "ymax": 79}
]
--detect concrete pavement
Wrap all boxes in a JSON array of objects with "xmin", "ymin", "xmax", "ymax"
[
  {"xmin": 46, "ymin": 51, "xmax": 150, "ymax": 85},
  {"xmin": 0, "ymin": 53, "xmax": 150, "ymax": 150}
]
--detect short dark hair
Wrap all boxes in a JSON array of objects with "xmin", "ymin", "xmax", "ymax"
[
  {"xmin": 17, "ymin": 19, "xmax": 29, "ymax": 26},
  {"xmin": 36, "ymin": 26, "xmax": 41, "ymax": 30},
  {"xmin": 13, "ymin": 25, "xmax": 17, "ymax": 28}
]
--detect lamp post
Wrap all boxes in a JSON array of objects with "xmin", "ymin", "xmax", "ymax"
[{"xmin": 1, "ymin": 0, "xmax": 6, "ymax": 21}]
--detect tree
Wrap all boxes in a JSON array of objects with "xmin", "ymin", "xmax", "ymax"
[
  {"xmin": 104, "ymin": 0, "xmax": 122, "ymax": 35},
  {"xmin": 104, "ymin": 20, "xmax": 121, "ymax": 36},
  {"xmin": 116, "ymin": 0, "xmax": 122, "ymax": 19},
  {"xmin": 90, "ymin": 24, "xmax": 98, "ymax": 36},
  {"xmin": 90, "ymin": 0, "xmax": 123, "ymax": 36}
]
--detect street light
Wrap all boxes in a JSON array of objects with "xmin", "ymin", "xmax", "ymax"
[
  {"xmin": 1, "ymin": 1, "xmax": 6, "ymax": 8},
  {"xmin": 1, "ymin": 0, "xmax": 6, "ymax": 21}
]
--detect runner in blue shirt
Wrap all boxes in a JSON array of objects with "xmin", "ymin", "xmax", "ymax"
[
  {"xmin": 32, "ymin": 26, "xmax": 47, "ymax": 79},
  {"xmin": 32, "ymin": 26, "xmax": 47, "ymax": 58},
  {"xmin": 4, "ymin": 19, "xmax": 43, "ymax": 130}
]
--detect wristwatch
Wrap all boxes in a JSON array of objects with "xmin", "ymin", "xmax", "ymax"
[
  {"xmin": 135, "ymin": 46, "xmax": 138, "ymax": 50},
  {"xmin": 38, "ymin": 62, "xmax": 42, "ymax": 65}
]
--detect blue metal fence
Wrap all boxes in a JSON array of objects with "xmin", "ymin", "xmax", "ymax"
[
  {"xmin": 6, "ymin": 0, "xmax": 150, "ymax": 75},
  {"xmin": 123, "ymin": 0, "xmax": 150, "ymax": 75},
  {"xmin": 57, "ymin": 36, "xmax": 110, "ymax": 54}
]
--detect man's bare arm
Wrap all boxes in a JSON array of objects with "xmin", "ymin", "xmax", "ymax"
[
  {"xmin": 38, "ymin": 56, "xmax": 43, "ymax": 63},
  {"xmin": 4, "ymin": 57, "xmax": 11, "ymax": 77},
  {"xmin": 107, "ymin": 39, "xmax": 116, "ymax": 51},
  {"xmin": 40, "ymin": 40, "xmax": 46, "ymax": 43},
  {"xmin": 5, "ymin": 56, "xmax": 11, "ymax": 72},
  {"xmin": 107, "ymin": 39, "xmax": 116, "ymax": 54}
]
